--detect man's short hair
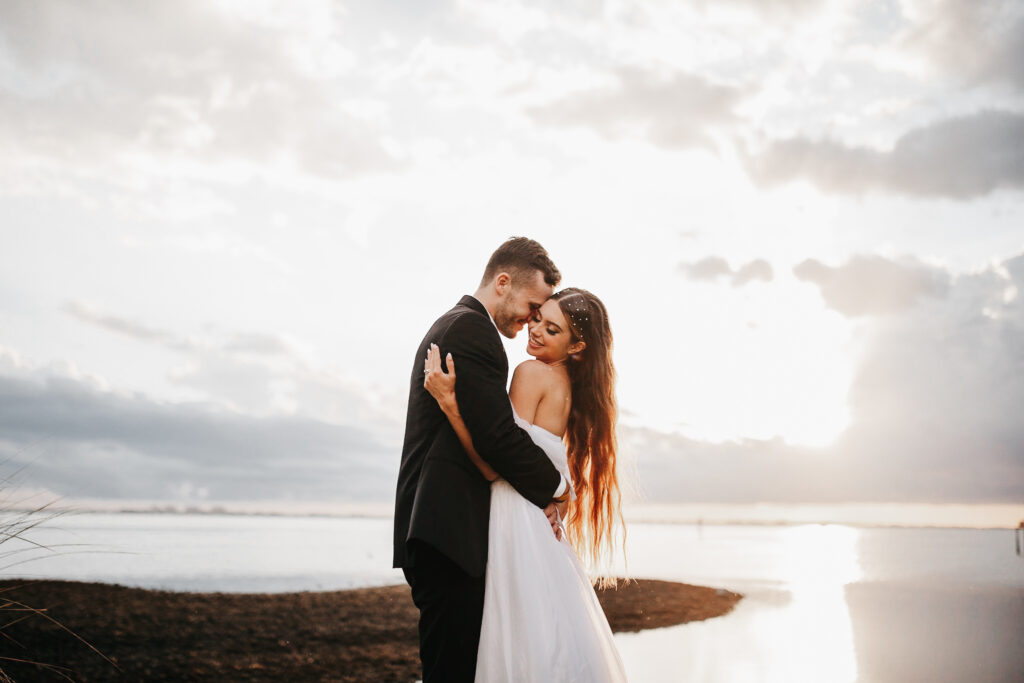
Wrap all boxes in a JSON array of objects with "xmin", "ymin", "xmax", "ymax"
[{"xmin": 480, "ymin": 237, "xmax": 561, "ymax": 288}]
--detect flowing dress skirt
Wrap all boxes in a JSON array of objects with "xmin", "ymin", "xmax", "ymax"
[{"xmin": 474, "ymin": 476, "xmax": 628, "ymax": 682}]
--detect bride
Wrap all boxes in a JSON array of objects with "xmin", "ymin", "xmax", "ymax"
[{"xmin": 423, "ymin": 287, "xmax": 628, "ymax": 682}]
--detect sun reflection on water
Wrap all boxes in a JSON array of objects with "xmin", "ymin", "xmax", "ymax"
[
  {"xmin": 614, "ymin": 523, "xmax": 863, "ymax": 683},
  {"xmin": 764, "ymin": 524, "xmax": 861, "ymax": 682}
]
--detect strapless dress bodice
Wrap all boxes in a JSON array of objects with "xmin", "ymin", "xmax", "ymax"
[{"xmin": 511, "ymin": 404, "xmax": 572, "ymax": 488}]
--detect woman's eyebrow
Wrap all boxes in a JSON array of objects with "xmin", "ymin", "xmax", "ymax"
[{"xmin": 546, "ymin": 320, "xmax": 563, "ymax": 332}]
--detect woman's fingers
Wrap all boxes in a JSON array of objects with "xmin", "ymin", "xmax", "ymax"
[
  {"xmin": 424, "ymin": 345, "xmax": 437, "ymax": 387},
  {"xmin": 423, "ymin": 344, "xmax": 454, "ymax": 385}
]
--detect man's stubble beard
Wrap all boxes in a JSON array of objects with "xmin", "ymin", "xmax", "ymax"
[{"xmin": 493, "ymin": 300, "xmax": 523, "ymax": 339}]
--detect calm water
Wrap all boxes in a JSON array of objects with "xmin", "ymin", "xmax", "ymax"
[{"xmin": 8, "ymin": 513, "xmax": 1024, "ymax": 682}]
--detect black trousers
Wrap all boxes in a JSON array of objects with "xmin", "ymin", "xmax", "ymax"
[{"xmin": 403, "ymin": 540, "xmax": 486, "ymax": 683}]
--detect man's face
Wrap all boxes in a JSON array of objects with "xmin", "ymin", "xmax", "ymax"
[{"xmin": 494, "ymin": 270, "xmax": 555, "ymax": 339}]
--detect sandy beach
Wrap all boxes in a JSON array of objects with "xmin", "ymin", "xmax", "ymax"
[{"xmin": 0, "ymin": 578, "xmax": 741, "ymax": 682}]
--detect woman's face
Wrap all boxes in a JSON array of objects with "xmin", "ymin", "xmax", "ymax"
[{"xmin": 526, "ymin": 298, "xmax": 580, "ymax": 363}]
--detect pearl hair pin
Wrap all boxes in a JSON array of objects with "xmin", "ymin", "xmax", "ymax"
[{"xmin": 562, "ymin": 293, "xmax": 590, "ymax": 340}]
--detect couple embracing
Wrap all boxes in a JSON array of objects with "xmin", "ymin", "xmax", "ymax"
[{"xmin": 393, "ymin": 237, "xmax": 627, "ymax": 682}]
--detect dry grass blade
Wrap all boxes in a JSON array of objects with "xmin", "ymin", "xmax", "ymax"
[
  {"xmin": 0, "ymin": 590, "xmax": 122, "ymax": 678},
  {"xmin": 0, "ymin": 464, "xmax": 122, "ymax": 680},
  {"xmin": 2, "ymin": 596, "xmax": 120, "ymax": 671},
  {"xmin": 0, "ymin": 655, "xmax": 75, "ymax": 682},
  {"xmin": 0, "ymin": 547, "xmax": 135, "ymax": 574},
  {"xmin": 0, "ymin": 504, "xmax": 66, "ymax": 549}
]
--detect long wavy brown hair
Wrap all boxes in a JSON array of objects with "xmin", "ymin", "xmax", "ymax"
[{"xmin": 551, "ymin": 287, "xmax": 623, "ymax": 582}]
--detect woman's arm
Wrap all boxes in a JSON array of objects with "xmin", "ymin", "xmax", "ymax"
[
  {"xmin": 423, "ymin": 344, "xmax": 499, "ymax": 482},
  {"xmin": 434, "ymin": 314, "xmax": 562, "ymax": 509}
]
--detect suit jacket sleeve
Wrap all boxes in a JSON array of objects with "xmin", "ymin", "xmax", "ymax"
[{"xmin": 440, "ymin": 313, "xmax": 562, "ymax": 509}]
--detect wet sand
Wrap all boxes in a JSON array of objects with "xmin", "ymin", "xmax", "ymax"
[{"xmin": 0, "ymin": 578, "xmax": 741, "ymax": 682}]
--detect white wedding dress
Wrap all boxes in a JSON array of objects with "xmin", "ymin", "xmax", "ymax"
[{"xmin": 475, "ymin": 406, "xmax": 628, "ymax": 682}]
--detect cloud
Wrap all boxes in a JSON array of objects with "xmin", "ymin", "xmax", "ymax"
[
  {"xmin": 834, "ymin": 252, "xmax": 1024, "ymax": 500},
  {"xmin": 529, "ymin": 67, "xmax": 744, "ymax": 150},
  {"xmin": 61, "ymin": 300, "xmax": 399, "ymax": 427},
  {"xmin": 631, "ymin": 251, "xmax": 1024, "ymax": 504},
  {"xmin": 733, "ymin": 259, "xmax": 774, "ymax": 286},
  {"xmin": 981, "ymin": 14, "xmax": 1024, "ymax": 91},
  {"xmin": 899, "ymin": 0, "xmax": 1024, "ymax": 91},
  {"xmin": 692, "ymin": 0, "xmax": 826, "ymax": 17},
  {"xmin": 8, "ymin": 251, "xmax": 1024, "ymax": 506},
  {"xmin": 63, "ymin": 300, "xmax": 196, "ymax": 351},
  {"xmin": 680, "ymin": 256, "xmax": 774, "ymax": 286},
  {"xmin": 793, "ymin": 254, "xmax": 949, "ymax": 317},
  {"xmin": 0, "ymin": 1, "xmax": 401, "ymax": 182},
  {"xmin": 744, "ymin": 109, "xmax": 1024, "ymax": 198},
  {"xmin": 64, "ymin": 299, "xmax": 293, "ymax": 358},
  {"xmin": 222, "ymin": 332, "xmax": 292, "ymax": 356},
  {"xmin": 624, "ymin": 427, "xmax": 842, "ymax": 503},
  {"xmin": 0, "ymin": 360, "xmax": 395, "ymax": 502}
]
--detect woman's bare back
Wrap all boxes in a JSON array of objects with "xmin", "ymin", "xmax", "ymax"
[{"xmin": 509, "ymin": 359, "xmax": 571, "ymax": 436}]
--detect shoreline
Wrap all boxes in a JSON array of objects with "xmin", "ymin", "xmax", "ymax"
[
  {"xmin": 21, "ymin": 505, "xmax": 1023, "ymax": 530},
  {"xmin": 0, "ymin": 578, "xmax": 741, "ymax": 682}
]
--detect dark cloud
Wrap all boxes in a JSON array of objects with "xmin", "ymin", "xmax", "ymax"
[
  {"xmin": 744, "ymin": 109, "xmax": 1024, "ymax": 198},
  {"xmin": 0, "ymin": 1, "xmax": 401, "ymax": 179},
  {"xmin": 834, "ymin": 252, "xmax": 1024, "ymax": 499},
  {"xmin": 981, "ymin": 14, "xmax": 1024, "ymax": 91},
  {"xmin": 680, "ymin": 256, "xmax": 774, "ymax": 286},
  {"xmin": 793, "ymin": 254, "xmax": 949, "ymax": 317},
  {"xmin": 529, "ymin": 67, "xmax": 743, "ymax": 150},
  {"xmin": 0, "ymin": 369, "xmax": 395, "ymax": 502},
  {"xmin": 632, "ymin": 251, "xmax": 1024, "ymax": 504}
]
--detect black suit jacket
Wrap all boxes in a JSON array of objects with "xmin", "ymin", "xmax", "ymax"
[{"xmin": 392, "ymin": 295, "xmax": 562, "ymax": 577}]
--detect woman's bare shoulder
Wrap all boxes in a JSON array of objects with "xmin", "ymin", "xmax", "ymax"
[
  {"xmin": 512, "ymin": 361, "xmax": 570, "ymax": 434},
  {"xmin": 513, "ymin": 360, "xmax": 567, "ymax": 388},
  {"xmin": 513, "ymin": 358, "xmax": 553, "ymax": 377},
  {"xmin": 515, "ymin": 360, "xmax": 572, "ymax": 399}
]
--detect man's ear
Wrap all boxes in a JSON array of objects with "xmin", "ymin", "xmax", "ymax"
[
  {"xmin": 494, "ymin": 272, "xmax": 512, "ymax": 295},
  {"xmin": 569, "ymin": 340, "xmax": 586, "ymax": 356}
]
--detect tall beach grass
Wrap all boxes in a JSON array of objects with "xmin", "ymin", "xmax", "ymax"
[{"xmin": 0, "ymin": 466, "xmax": 117, "ymax": 681}]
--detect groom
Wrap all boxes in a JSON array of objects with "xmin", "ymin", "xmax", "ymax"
[{"xmin": 393, "ymin": 237, "xmax": 571, "ymax": 682}]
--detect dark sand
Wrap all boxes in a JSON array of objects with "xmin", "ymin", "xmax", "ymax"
[{"xmin": 0, "ymin": 578, "xmax": 741, "ymax": 682}]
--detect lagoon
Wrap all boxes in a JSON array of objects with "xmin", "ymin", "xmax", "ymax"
[{"xmin": 9, "ymin": 513, "xmax": 1024, "ymax": 682}]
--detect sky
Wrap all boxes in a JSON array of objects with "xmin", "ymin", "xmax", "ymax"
[{"xmin": 1, "ymin": 0, "xmax": 1022, "ymax": 512}]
